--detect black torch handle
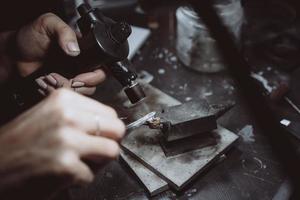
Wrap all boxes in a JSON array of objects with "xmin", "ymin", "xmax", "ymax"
[{"xmin": 109, "ymin": 59, "xmax": 138, "ymax": 87}]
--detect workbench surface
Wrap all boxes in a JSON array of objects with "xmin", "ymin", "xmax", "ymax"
[{"xmin": 68, "ymin": 3, "xmax": 300, "ymax": 200}]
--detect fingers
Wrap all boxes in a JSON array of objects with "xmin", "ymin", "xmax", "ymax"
[
  {"xmin": 36, "ymin": 70, "xmax": 105, "ymax": 96},
  {"xmin": 38, "ymin": 13, "xmax": 80, "ymax": 56},
  {"xmin": 73, "ymin": 69, "xmax": 106, "ymax": 87},
  {"xmin": 74, "ymin": 87, "xmax": 97, "ymax": 96},
  {"xmin": 55, "ymin": 151, "xmax": 94, "ymax": 185},
  {"xmin": 54, "ymin": 128, "xmax": 121, "ymax": 184},
  {"xmin": 45, "ymin": 74, "xmax": 58, "ymax": 86},
  {"xmin": 36, "ymin": 74, "xmax": 70, "ymax": 96},
  {"xmin": 51, "ymin": 102, "xmax": 124, "ymax": 140},
  {"xmin": 71, "ymin": 159, "xmax": 94, "ymax": 185},
  {"xmin": 36, "ymin": 76, "xmax": 53, "ymax": 96},
  {"xmin": 48, "ymin": 73, "xmax": 70, "ymax": 88},
  {"xmin": 49, "ymin": 90, "xmax": 125, "ymax": 139},
  {"xmin": 51, "ymin": 89, "xmax": 118, "ymax": 118},
  {"xmin": 67, "ymin": 110, "xmax": 125, "ymax": 140},
  {"xmin": 66, "ymin": 130, "xmax": 121, "ymax": 159}
]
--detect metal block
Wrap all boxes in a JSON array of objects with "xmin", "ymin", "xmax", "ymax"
[
  {"xmin": 160, "ymin": 132, "xmax": 218, "ymax": 157},
  {"xmin": 153, "ymin": 101, "xmax": 234, "ymax": 142},
  {"xmin": 159, "ymin": 101, "xmax": 217, "ymax": 142},
  {"xmin": 121, "ymin": 126, "xmax": 239, "ymax": 190},
  {"xmin": 120, "ymin": 150, "xmax": 169, "ymax": 196}
]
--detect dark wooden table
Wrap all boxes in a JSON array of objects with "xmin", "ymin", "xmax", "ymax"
[{"xmin": 68, "ymin": 3, "xmax": 300, "ymax": 200}]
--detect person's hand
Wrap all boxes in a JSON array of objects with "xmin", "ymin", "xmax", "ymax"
[
  {"xmin": 15, "ymin": 13, "xmax": 106, "ymax": 95},
  {"xmin": 36, "ymin": 69, "xmax": 106, "ymax": 96},
  {"xmin": 0, "ymin": 89, "xmax": 125, "ymax": 199}
]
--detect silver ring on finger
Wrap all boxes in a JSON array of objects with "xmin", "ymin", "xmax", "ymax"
[{"xmin": 95, "ymin": 116, "xmax": 101, "ymax": 136}]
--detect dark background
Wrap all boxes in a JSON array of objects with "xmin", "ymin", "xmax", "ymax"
[{"xmin": 1, "ymin": 0, "xmax": 300, "ymax": 199}]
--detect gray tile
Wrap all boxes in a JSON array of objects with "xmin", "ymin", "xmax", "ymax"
[{"xmin": 120, "ymin": 150, "xmax": 169, "ymax": 196}]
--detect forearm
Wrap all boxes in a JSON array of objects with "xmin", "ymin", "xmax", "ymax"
[{"xmin": 0, "ymin": 31, "xmax": 17, "ymax": 85}]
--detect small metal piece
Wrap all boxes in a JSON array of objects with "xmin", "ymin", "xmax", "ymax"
[
  {"xmin": 147, "ymin": 117, "xmax": 163, "ymax": 129},
  {"xmin": 126, "ymin": 112, "xmax": 157, "ymax": 130}
]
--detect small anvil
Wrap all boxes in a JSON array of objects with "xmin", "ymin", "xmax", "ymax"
[{"xmin": 126, "ymin": 101, "xmax": 234, "ymax": 156}]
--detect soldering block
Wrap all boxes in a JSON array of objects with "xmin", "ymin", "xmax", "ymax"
[
  {"xmin": 121, "ymin": 126, "xmax": 239, "ymax": 190},
  {"xmin": 159, "ymin": 101, "xmax": 218, "ymax": 142}
]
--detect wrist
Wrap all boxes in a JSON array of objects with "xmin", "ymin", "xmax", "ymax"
[
  {"xmin": 0, "ymin": 31, "xmax": 19, "ymax": 83},
  {"xmin": 5, "ymin": 31, "xmax": 19, "ymax": 59}
]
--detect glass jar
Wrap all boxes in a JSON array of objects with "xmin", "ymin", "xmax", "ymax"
[{"xmin": 176, "ymin": 0, "xmax": 244, "ymax": 73}]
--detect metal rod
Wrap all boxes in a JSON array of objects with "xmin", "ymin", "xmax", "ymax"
[{"xmin": 285, "ymin": 97, "xmax": 300, "ymax": 115}]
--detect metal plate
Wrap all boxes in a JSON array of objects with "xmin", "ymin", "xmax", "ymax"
[
  {"xmin": 120, "ymin": 150, "xmax": 169, "ymax": 196},
  {"xmin": 122, "ymin": 126, "xmax": 239, "ymax": 190}
]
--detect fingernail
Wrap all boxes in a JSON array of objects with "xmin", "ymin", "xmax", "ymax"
[
  {"xmin": 75, "ymin": 87, "xmax": 96, "ymax": 96},
  {"xmin": 72, "ymin": 81, "xmax": 85, "ymax": 88},
  {"xmin": 36, "ymin": 79, "xmax": 48, "ymax": 89},
  {"xmin": 38, "ymin": 89, "xmax": 46, "ymax": 96},
  {"xmin": 66, "ymin": 42, "xmax": 80, "ymax": 56},
  {"xmin": 47, "ymin": 75, "xmax": 58, "ymax": 86}
]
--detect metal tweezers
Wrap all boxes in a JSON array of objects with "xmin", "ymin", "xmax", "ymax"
[{"xmin": 126, "ymin": 112, "xmax": 163, "ymax": 131}]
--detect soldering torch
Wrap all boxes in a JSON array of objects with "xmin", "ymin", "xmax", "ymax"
[{"xmin": 6, "ymin": 3, "xmax": 145, "ymax": 115}]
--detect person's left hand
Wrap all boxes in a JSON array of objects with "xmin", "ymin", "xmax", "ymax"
[
  {"xmin": 35, "ymin": 69, "xmax": 106, "ymax": 96},
  {"xmin": 15, "ymin": 13, "xmax": 106, "ymax": 96}
]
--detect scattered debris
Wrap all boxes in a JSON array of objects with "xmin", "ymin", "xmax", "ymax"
[
  {"xmin": 280, "ymin": 119, "xmax": 291, "ymax": 127},
  {"xmin": 152, "ymin": 48, "xmax": 180, "ymax": 68},
  {"xmin": 203, "ymin": 91, "xmax": 213, "ymax": 97},
  {"xmin": 242, "ymin": 157, "xmax": 266, "ymax": 174},
  {"xmin": 170, "ymin": 56, "xmax": 177, "ymax": 62},
  {"xmin": 239, "ymin": 125, "xmax": 255, "ymax": 143},
  {"xmin": 254, "ymin": 157, "xmax": 267, "ymax": 170},
  {"xmin": 185, "ymin": 187, "xmax": 198, "ymax": 197},
  {"xmin": 199, "ymin": 88, "xmax": 214, "ymax": 98},
  {"xmin": 185, "ymin": 97, "xmax": 193, "ymax": 102},
  {"xmin": 251, "ymin": 72, "xmax": 274, "ymax": 93},
  {"xmin": 222, "ymin": 80, "xmax": 235, "ymax": 93},
  {"xmin": 179, "ymin": 83, "xmax": 188, "ymax": 91},
  {"xmin": 191, "ymin": 188, "xmax": 197, "ymax": 193},
  {"xmin": 158, "ymin": 69, "xmax": 166, "ymax": 75}
]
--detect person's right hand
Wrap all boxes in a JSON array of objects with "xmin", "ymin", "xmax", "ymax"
[{"xmin": 0, "ymin": 89, "xmax": 125, "ymax": 199}]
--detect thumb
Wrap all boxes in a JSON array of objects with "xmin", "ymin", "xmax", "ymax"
[{"xmin": 38, "ymin": 13, "xmax": 80, "ymax": 57}]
